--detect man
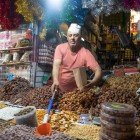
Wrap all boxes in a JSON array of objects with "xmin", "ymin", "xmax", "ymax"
[{"xmin": 51, "ymin": 23, "xmax": 102, "ymax": 92}]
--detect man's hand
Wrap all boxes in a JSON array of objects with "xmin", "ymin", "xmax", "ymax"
[
  {"xmin": 77, "ymin": 80, "xmax": 93, "ymax": 92},
  {"xmin": 84, "ymin": 67, "xmax": 102, "ymax": 89},
  {"xmin": 51, "ymin": 81, "xmax": 59, "ymax": 93},
  {"xmin": 84, "ymin": 80, "xmax": 94, "ymax": 89}
]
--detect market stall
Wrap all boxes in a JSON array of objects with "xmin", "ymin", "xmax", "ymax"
[
  {"xmin": 0, "ymin": 0, "xmax": 140, "ymax": 140},
  {"xmin": 0, "ymin": 72, "xmax": 140, "ymax": 139}
]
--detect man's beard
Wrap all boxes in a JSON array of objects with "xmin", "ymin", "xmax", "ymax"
[{"xmin": 70, "ymin": 43, "xmax": 81, "ymax": 52}]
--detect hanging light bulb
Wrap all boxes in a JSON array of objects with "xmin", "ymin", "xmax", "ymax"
[{"xmin": 47, "ymin": 0, "xmax": 64, "ymax": 11}]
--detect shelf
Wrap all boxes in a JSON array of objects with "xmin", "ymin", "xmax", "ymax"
[
  {"xmin": 84, "ymin": 24, "xmax": 97, "ymax": 37},
  {"xmin": 0, "ymin": 62, "xmax": 31, "ymax": 66},
  {"xmin": 0, "ymin": 46, "xmax": 32, "ymax": 52},
  {"xmin": 38, "ymin": 62, "xmax": 53, "ymax": 65}
]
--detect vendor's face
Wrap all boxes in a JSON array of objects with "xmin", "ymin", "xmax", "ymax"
[{"xmin": 67, "ymin": 32, "xmax": 81, "ymax": 51}]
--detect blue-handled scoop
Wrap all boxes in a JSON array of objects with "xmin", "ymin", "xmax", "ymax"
[{"xmin": 36, "ymin": 89, "xmax": 57, "ymax": 136}]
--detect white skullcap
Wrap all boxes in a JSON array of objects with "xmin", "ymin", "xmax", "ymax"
[{"xmin": 67, "ymin": 23, "xmax": 81, "ymax": 34}]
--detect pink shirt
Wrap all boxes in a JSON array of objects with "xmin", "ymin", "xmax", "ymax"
[{"xmin": 54, "ymin": 43, "xmax": 99, "ymax": 92}]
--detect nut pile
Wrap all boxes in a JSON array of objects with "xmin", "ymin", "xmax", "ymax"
[
  {"xmin": 0, "ymin": 125, "xmax": 75, "ymax": 140},
  {"xmin": 59, "ymin": 88, "xmax": 100, "ymax": 114},
  {"xmin": 0, "ymin": 77, "xmax": 31, "ymax": 101},
  {"xmin": 51, "ymin": 111, "xmax": 79, "ymax": 132},
  {"xmin": 18, "ymin": 86, "xmax": 63, "ymax": 109},
  {"xmin": 65, "ymin": 124, "xmax": 100, "ymax": 140}
]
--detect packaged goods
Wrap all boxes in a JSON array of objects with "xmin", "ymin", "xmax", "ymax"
[
  {"xmin": 2, "ymin": 54, "xmax": 12, "ymax": 63},
  {"xmin": 101, "ymin": 102, "xmax": 136, "ymax": 117},
  {"xmin": 101, "ymin": 119, "xmax": 135, "ymax": 132},
  {"xmin": 20, "ymin": 51, "xmax": 31, "ymax": 62},
  {"xmin": 100, "ymin": 111, "xmax": 135, "ymax": 125},
  {"xmin": 100, "ymin": 102, "xmax": 136, "ymax": 140},
  {"xmin": 13, "ymin": 52, "xmax": 20, "ymax": 62},
  {"xmin": 101, "ymin": 127, "xmax": 135, "ymax": 140},
  {"xmin": 100, "ymin": 132, "xmax": 118, "ymax": 140},
  {"xmin": 18, "ymin": 38, "xmax": 31, "ymax": 47}
]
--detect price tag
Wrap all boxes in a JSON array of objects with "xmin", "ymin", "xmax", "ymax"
[{"xmin": 93, "ymin": 117, "xmax": 101, "ymax": 126}]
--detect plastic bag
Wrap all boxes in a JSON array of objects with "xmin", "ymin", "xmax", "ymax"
[
  {"xmin": 14, "ymin": 106, "xmax": 38, "ymax": 127},
  {"xmin": 2, "ymin": 54, "xmax": 12, "ymax": 63},
  {"xmin": 20, "ymin": 51, "xmax": 31, "ymax": 62},
  {"xmin": 13, "ymin": 52, "xmax": 20, "ymax": 62}
]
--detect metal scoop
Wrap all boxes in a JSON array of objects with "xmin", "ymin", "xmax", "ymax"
[{"xmin": 36, "ymin": 89, "xmax": 57, "ymax": 136}]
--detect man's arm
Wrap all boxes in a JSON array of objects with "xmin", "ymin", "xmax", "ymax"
[
  {"xmin": 84, "ymin": 49, "xmax": 102, "ymax": 89},
  {"xmin": 51, "ymin": 59, "xmax": 61, "ymax": 92},
  {"xmin": 84, "ymin": 67, "xmax": 102, "ymax": 88},
  {"xmin": 91, "ymin": 66, "xmax": 102, "ymax": 84}
]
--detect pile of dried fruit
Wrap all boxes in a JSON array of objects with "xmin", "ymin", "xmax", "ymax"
[
  {"xmin": 59, "ymin": 88, "xmax": 100, "ymax": 114},
  {"xmin": 93, "ymin": 88, "xmax": 140, "ymax": 117},
  {"xmin": 17, "ymin": 86, "xmax": 63, "ymax": 109},
  {"xmin": 0, "ymin": 77, "xmax": 31, "ymax": 101},
  {"xmin": 93, "ymin": 74, "xmax": 140, "ymax": 117},
  {"xmin": 0, "ymin": 125, "xmax": 75, "ymax": 140}
]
